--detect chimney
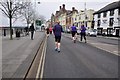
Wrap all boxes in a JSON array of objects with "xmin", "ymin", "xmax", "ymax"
[
  {"xmin": 63, "ymin": 4, "xmax": 65, "ymax": 10},
  {"xmin": 72, "ymin": 7, "xmax": 75, "ymax": 11},
  {"xmin": 59, "ymin": 6, "xmax": 61, "ymax": 10}
]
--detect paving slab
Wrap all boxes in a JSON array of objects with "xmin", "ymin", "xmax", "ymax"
[{"xmin": 2, "ymin": 31, "xmax": 45, "ymax": 78}]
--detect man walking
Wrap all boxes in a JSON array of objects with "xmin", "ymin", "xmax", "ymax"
[
  {"xmin": 30, "ymin": 23, "xmax": 35, "ymax": 40},
  {"xmin": 53, "ymin": 21, "xmax": 63, "ymax": 53}
]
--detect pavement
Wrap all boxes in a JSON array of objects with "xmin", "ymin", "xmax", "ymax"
[
  {"xmin": 63, "ymin": 33, "xmax": 119, "ymax": 56},
  {"xmin": 97, "ymin": 35, "xmax": 119, "ymax": 40},
  {"xmin": 2, "ymin": 31, "xmax": 45, "ymax": 78}
]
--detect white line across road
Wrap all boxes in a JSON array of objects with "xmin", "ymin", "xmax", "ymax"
[{"xmin": 36, "ymin": 37, "xmax": 47, "ymax": 80}]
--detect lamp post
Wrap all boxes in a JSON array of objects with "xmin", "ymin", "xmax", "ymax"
[
  {"xmin": 33, "ymin": 0, "xmax": 40, "ymax": 30},
  {"xmin": 84, "ymin": 2, "xmax": 87, "ymax": 28}
]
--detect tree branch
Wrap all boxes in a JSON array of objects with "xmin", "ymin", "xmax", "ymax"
[{"xmin": 0, "ymin": 8, "xmax": 9, "ymax": 17}]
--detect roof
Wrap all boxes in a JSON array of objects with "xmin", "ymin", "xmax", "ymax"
[{"xmin": 94, "ymin": 1, "xmax": 120, "ymax": 14}]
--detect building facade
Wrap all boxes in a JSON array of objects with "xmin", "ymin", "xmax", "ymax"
[
  {"xmin": 94, "ymin": 1, "xmax": 120, "ymax": 36},
  {"xmin": 51, "ymin": 4, "xmax": 94, "ymax": 32},
  {"xmin": 77, "ymin": 9, "xmax": 94, "ymax": 30}
]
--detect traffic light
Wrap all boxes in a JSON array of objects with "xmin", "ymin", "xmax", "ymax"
[{"xmin": 36, "ymin": 20, "xmax": 41, "ymax": 26}]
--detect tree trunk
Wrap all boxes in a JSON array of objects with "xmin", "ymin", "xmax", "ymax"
[
  {"xmin": 10, "ymin": 16, "xmax": 12, "ymax": 40},
  {"xmin": 10, "ymin": 2, "xmax": 12, "ymax": 40}
]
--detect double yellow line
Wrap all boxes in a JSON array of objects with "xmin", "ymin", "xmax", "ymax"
[{"xmin": 36, "ymin": 36, "xmax": 47, "ymax": 80}]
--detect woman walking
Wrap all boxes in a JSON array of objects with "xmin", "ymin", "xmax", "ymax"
[
  {"xmin": 71, "ymin": 24, "xmax": 77, "ymax": 43},
  {"xmin": 80, "ymin": 24, "xmax": 87, "ymax": 43}
]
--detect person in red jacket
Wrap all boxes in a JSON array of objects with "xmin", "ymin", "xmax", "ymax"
[{"xmin": 49, "ymin": 27, "xmax": 53, "ymax": 34}]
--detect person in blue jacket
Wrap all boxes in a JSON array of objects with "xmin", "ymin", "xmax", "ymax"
[
  {"xmin": 71, "ymin": 24, "xmax": 77, "ymax": 43},
  {"xmin": 80, "ymin": 24, "xmax": 87, "ymax": 43},
  {"xmin": 53, "ymin": 21, "xmax": 63, "ymax": 52}
]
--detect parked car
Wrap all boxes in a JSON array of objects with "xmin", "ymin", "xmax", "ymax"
[
  {"xmin": 102, "ymin": 32, "xmax": 107, "ymax": 36},
  {"xmin": 87, "ymin": 29, "xmax": 97, "ymax": 37},
  {"xmin": 66, "ymin": 29, "xmax": 71, "ymax": 33},
  {"xmin": 112, "ymin": 32, "xmax": 116, "ymax": 36},
  {"xmin": 77, "ymin": 29, "xmax": 80, "ymax": 35}
]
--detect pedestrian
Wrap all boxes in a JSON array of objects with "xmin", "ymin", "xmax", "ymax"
[
  {"xmin": 49, "ymin": 27, "xmax": 53, "ymax": 34},
  {"xmin": 24, "ymin": 27, "xmax": 29, "ymax": 36},
  {"xmin": 46, "ymin": 27, "xmax": 50, "ymax": 37},
  {"xmin": 80, "ymin": 24, "xmax": 87, "ymax": 43},
  {"xmin": 71, "ymin": 24, "xmax": 77, "ymax": 43},
  {"xmin": 29, "ymin": 23, "xmax": 35, "ymax": 40},
  {"xmin": 53, "ymin": 21, "xmax": 63, "ymax": 53},
  {"xmin": 16, "ymin": 29, "xmax": 20, "ymax": 40}
]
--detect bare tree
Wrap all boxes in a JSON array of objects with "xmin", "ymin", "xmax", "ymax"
[
  {"xmin": 19, "ymin": 2, "xmax": 34, "ymax": 28},
  {"xmin": 19, "ymin": 2, "xmax": 46, "ymax": 30},
  {"xmin": 0, "ymin": 0, "xmax": 26, "ymax": 39}
]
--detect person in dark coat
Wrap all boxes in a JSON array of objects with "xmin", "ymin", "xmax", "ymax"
[
  {"xmin": 71, "ymin": 24, "xmax": 77, "ymax": 43},
  {"xmin": 80, "ymin": 24, "xmax": 87, "ymax": 43},
  {"xmin": 46, "ymin": 27, "xmax": 50, "ymax": 37},
  {"xmin": 53, "ymin": 21, "xmax": 63, "ymax": 52},
  {"xmin": 29, "ymin": 23, "xmax": 35, "ymax": 40}
]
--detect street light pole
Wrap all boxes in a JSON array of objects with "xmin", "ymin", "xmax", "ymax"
[
  {"xmin": 33, "ymin": 0, "xmax": 40, "ymax": 30},
  {"xmin": 84, "ymin": 2, "xmax": 87, "ymax": 28}
]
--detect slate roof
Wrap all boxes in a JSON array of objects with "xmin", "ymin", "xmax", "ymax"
[{"xmin": 94, "ymin": 1, "xmax": 120, "ymax": 14}]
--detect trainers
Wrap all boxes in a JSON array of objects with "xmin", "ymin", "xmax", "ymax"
[
  {"xmin": 58, "ymin": 49, "xmax": 60, "ymax": 53},
  {"xmin": 74, "ymin": 40, "xmax": 76, "ymax": 43},
  {"xmin": 55, "ymin": 48, "xmax": 57, "ymax": 51}
]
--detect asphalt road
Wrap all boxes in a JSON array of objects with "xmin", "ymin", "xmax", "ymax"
[{"xmin": 43, "ymin": 35, "xmax": 118, "ymax": 78}]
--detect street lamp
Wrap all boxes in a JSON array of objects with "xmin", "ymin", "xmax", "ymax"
[
  {"xmin": 84, "ymin": 2, "xmax": 87, "ymax": 28},
  {"xmin": 33, "ymin": 0, "xmax": 40, "ymax": 30}
]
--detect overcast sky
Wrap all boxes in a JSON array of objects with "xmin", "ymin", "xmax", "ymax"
[
  {"xmin": 35, "ymin": 0, "xmax": 119, "ymax": 20},
  {"xmin": 0, "ymin": 0, "xmax": 119, "ymax": 26}
]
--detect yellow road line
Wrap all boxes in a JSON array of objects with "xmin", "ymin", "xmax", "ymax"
[{"xmin": 40, "ymin": 38, "xmax": 47, "ymax": 79}]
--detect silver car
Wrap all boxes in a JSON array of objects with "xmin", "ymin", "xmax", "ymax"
[{"xmin": 87, "ymin": 29, "xmax": 97, "ymax": 37}]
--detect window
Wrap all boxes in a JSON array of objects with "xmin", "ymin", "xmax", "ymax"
[
  {"xmin": 98, "ymin": 14, "xmax": 101, "ymax": 18},
  {"xmin": 75, "ymin": 18, "xmax": 77, "ymax": 21},
  {"xmin": 118, "ymin": 8, "xmax": 120, "ymax": 15},
  {"xmin": 103, "ymin": 12, "xmax": 107, "ymax": 17},
  {"xmin": 97, "ymin": 20, "xmax": 100, "ymax": 26},
  {"xmin": 110, "ymin": 10, "xmax": 114, "ymax": 16},
  {"xmin": 79, "ymin": 16, "xmax": 81, "ymax": 20},
  {"xmin": 109, "ymin": 18, "xmax": 114, "ymax": 26}
]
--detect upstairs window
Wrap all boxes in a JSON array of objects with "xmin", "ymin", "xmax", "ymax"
[
  {"xmin": 109, "ymin": 18, "xmax": 114, "ymax": 26},
  {"xmin": 103, "ymin": 12, "xmax": 107, "ymax": 17},
  {"xmin": 97, "ymin": 20, "xmax": 100, "ymax": 26},
  {"xmin": 118, "ymin": 8, "xmax": 120, "ymax": 15},
  {"xmin": 110, "ymin": 10, "xmax": 114, "ymax": 16},
  {"xmin": 75, "ymin": 18, "xmax": 77, "ymax": 21},
  {"xmin": 98, "ymin": 14, "xmax": 101, "ymax": 18},
  {"xmin": 79, "ymin": 16, "xmax": 81, "ymax": 20}
]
